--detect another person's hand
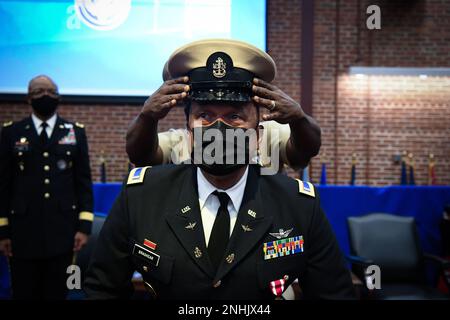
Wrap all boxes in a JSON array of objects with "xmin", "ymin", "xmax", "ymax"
[
  {"xmin": 252, "ymin": 78, "xmax": 305, "ymax": 124},
  {"xmin": 141, "ymin": 76, "xmax": 190, "ymax": 121},
  {"xmin": 73, "ymin": 232, "xmax": 89, "ymax": 252},
  {"xmin": 0, "ymin": 239, "xmax": 12, "ymax": 257}
]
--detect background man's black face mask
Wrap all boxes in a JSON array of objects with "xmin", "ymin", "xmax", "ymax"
[
  {"xmin": 31, "ymin": 95, "xmax": 59, "ymax": 117},
  {"xmin": 190, "ymin": 120, "xmax": 256, "ymax": 176}
]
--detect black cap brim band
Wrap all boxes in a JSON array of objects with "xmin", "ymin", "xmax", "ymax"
[
  {"xmin": 189, "ymin": 80, "xmax": 252, "ymax": 102},
  {"xmin": 189, "ymin": 81, "xmax": 252, "ymax": 102}
]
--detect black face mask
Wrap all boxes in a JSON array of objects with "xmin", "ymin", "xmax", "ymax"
[
  {"xmin": 190, "ymin": 120, "xmax": 257, "ymax": 176},
  {"xmin": 31, "ymin": 95, "xmax": 59, "ymax": 117}
]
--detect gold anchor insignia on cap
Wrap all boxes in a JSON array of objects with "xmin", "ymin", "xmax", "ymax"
[
  {"xmin": 194, "ymin": 247, "xmax": 202, "ymax": 258},
  {"xmin": 212, "ymin": 57, "xmax": 226, "ymax": 78},
  {"xmin": 185, "ymin": 222, "xmax": 197, "ymax": 230},
  {"xmin": 226, "ymin": 253, "xmax": 235, "ymax": 264},
  {"xmin": 181, "ymin": 206, "xmax": 191, "ymax": 214},
  {"xmin": 247, "ymin": 209, "xmax": 256, "ymax": 218},
  {"xmin": 241, "ymin": 225, "xmax": 253, "ymax": 232}
]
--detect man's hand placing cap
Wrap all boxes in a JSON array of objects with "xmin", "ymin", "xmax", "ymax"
[
  {"xmin": 141, "ymin": 76, "xmax": 190, "ymax": 121},
  {"xmin": 252, "ymin": 78, "xmax": 305, "ymax": 124}
]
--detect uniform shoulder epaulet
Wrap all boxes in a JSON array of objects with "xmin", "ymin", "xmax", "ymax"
[
  {"xmin": 127, "ymin": 166, "xmax": 152, "ymax": 185},
  {"xmin": 2, "ymin": 121, "xmax": 13, "ymax": 127},
  {"xmin": 295, "ymin": 179, "xmax": 315, "ymax": 198},
  {"xmin": 75, "ymin": 122, "xmax": 85, "ymax": 128}
]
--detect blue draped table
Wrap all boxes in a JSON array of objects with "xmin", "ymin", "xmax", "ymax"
[
  {"xmin": 318, "ymin": 185, "xmax": 450, "ymax": 256},
  {"xmin": 1, "ymin": 184, "xmax": 450, "ymax": 298}
]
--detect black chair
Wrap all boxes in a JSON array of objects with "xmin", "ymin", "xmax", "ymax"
[{"xmin": 347, "ymin": 213, "xmax": 450, "ymax": 300}]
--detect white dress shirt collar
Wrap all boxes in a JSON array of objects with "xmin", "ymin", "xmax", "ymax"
[
  {"xmin": 31, "ymin": 112, "xmax": 57, "ymax": 134},
  {"xmin": 197, "ymin": 166, "xmax": 249, "ymax": 213}
]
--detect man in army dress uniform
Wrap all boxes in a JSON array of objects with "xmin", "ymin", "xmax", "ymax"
[
  {"xmin": 84, "ymin": 39, "xmax": 354, "ymax": 299},
  {"xmin": 0, "ymin": 75, "xmax": 94, "ymax": 299}
]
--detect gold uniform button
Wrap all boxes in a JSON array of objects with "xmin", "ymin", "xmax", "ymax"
[
  {"xmin": 143, "ymin": 266, "xmax": 148, "ymax": 272},
  {"xmin": 44, "ymin": 193, "xmax": 50, "ymax": 199},
  {"xmin": 18, "ymin": 152, "xmax": 23, "ymax": 156},
  {"xmin": 44, "ymin": 179, "xmax": 50, "ymax": 184},
  {"xmin": 44, "ymin": 165, "xmax": 50, "ymax": 171},
  {"xmin": 66, "ymin": 151, "xmax": 71, "ymax": 156},
  {"xmin": 72, "ymin": 205, "xmax": 76, "ymax": 210},
  {"xmin": 213, "ymin": 280, "xmax": 222, "ymax": 288},
  {"xmin": 43, "ymin": 152, "xmax": 49, "ymax": 158}
]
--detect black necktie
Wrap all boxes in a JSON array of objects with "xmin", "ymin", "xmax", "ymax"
[
  {"xmin": 40, "ymin": 122, "xmax": 48, "ymax": 146},
  {"xmin": 208, "ymin": 191, "xmax": 231, "ymax": 271}
]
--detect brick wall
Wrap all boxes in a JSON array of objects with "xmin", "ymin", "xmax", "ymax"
[
  {"xmin": 311, "ymin": 0, "xmax": 450, "ymax": 185},
  {"xmin": 1, "ymin": 0, "xmax": 449, "ymax": 185}
]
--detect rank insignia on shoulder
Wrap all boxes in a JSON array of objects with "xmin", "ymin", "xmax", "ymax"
[
  {"xmin": 75, "ymin": 122, "xmax": 85, "ymax": 128},
  {"xmin": 295, "ymin": 179, "xmax": 315, "ymax": 198},
  {"xmin": 3, "ymin": 121, "xmax": 13, "ymax": 127},
  {"xmin": 127, "ymin": 166, "xmax": 151, "ymax": 185}
]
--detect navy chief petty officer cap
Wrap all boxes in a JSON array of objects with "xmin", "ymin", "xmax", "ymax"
[{"xmin": 162, "ymin": 38, "xmax": 277, "ymax": 103}]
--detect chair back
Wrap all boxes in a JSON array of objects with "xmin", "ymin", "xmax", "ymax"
[{"xmin": 347, "ymin": 213, "xmax": 423, "ymax": 283}]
